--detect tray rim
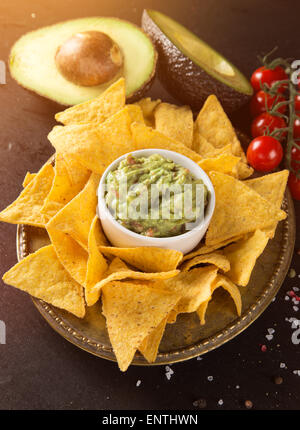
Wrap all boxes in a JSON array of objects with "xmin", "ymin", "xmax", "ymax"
[{"xmin": 16, "ymin": 188, "xmax": 296, "ymax": 366}]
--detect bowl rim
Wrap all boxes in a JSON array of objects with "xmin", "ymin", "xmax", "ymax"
[{"xmin": 97, "ymin": 148, "xmax": 215, "ymax": 243}]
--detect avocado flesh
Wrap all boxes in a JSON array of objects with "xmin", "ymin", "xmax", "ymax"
[
  {"xmin": 9, "ymin": 17, "xmax": 157, "ymax": 106},
  {"xmin": 142, "ymin": 10, "xmax": 253, "ymax": 112}
]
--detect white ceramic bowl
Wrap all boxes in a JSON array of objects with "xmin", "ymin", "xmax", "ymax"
[{"xmin": 97, "ymin": 149, "xmax": 215, "ymax": 254}]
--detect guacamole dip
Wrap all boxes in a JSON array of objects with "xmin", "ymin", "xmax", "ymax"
[{"xmin": 105, "ymin": 153, "xmax": 208, "ymax": 237}]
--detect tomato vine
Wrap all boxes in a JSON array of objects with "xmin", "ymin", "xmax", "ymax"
[{"xmin": 255, "ymin": 48, "xmax": 300, "ymax": 178}]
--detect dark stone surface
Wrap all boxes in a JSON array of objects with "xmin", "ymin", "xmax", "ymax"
[{"xmin": 0, "ymin": 0, "xmax": 300, "ymax": 410}]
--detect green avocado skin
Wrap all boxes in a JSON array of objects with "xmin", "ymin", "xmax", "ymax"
[
  {"xmin": 142, "ymin": 10, "xmax": 252, "ymax": 114},
  {"xmin": 126, "ymin": 71, "xmax": 156, "ymax": 104}
]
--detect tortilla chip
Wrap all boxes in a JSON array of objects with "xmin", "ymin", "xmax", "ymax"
[
  {"xmin": 245, "ymin": 170, "xmax": 289, "ymax": 204},
  {"xmin": 22, "ymin": 172, "xmax": 36, "ymax": 188},
  {"xmin": 193, "ymin": 134, "xmax": 216, "ymax": 157},
  {"xmin": 41, "ymin": 153, "xmax": 90, "ymax": 221},
  {"xmin": 84, "ymin": 216, "xmax": 108, "ymax": 306},
  {"xmin": 106, "ymin": 256, "xmax": 128, "ymax": 273},
  {"xmin": 197, "ymin": 274, "xmax": 242, "ymax": 325},
  {"xmin": 131, "ymin": 122, "xmax": 202, "ymax": 163},
  {"xmin": 49, "ymin": 106, "xmax": 135, "ymax": 174},
  {"xmin": 133, "ymin": 97, "xmax": 161, "ymax": 127},
  {"xmin": 138, "ymin": 316, "xmax": 168, "ymax": 363},
  {"xmin": 86, "ymin": 256, "xmax": 178, "ymax": 297},
  {"xmin": 93, "ymin": 268, "xmax": 179, "ymax": 293},
  {"xmin": 198, "ymin": 154, "xmax": 241, "ymax": 177},
  {"xmin": 99, "ymin": 258, "xmax": 157, "ymax": 283},
  {"xmin": 236, "ymin": 161, "xmax": 254, "ymax": 180},
  {"xmin": 154, "ymin": 103, "xmax": 194, "ymax": 148},
  {"xmin": 245, "ymin": 170, "xmax": 289, "ymax": 238},
  {"xmin": 214, "ymin": 145, "xmax": 235, "ymax": 156},
  {"xmin": 62, "ymin": 155, "xmax": 91, "ymax": 186},
  {"xmin": 126, "ymin": 104, "xmax": 145, "ymax": 124},
  {"xmin": 223, "ymin": 230, "xmax": 269, "ymax": 286},
  {"xmin": 182, "ymin": 243, "xmax": 216, "ymax": 261},
  {"xmin": 205, "ymin": 171, "xmax": 287, "ymax": 246},
  {"xmin": 198, "ymin": 154, "xmax": 252, "ymax": 180},
  {"xmin": 196, "ymin": 302, "xmax": 207, "ymax": 325},
  {"xmin": 98, "ymin": 246, "xmax": 183, "ymax": 273},
  {"xmin": 212, "ymin": 236, "xmax": 246, "ymax": 249},
  {"xmin": 195, "ymin": 95, "xmax": 246, "ymax": 161},
  {"xmin": 193, "ymin": 112, "xmax": 252, "ymax": 180},
  {"xmin": 48, "ymin": 124, "xmax": 103, "ymax": 174},
  {"xmin": 180, "ymin": 251, "xmax": 230, "ymax": 272},
  {"xmin": 47, "ymin": 227, "xmax": 88, "ymax": 286},
  {"xmin": 159, "ymin": 265, "xmax": 218, "ymax": 313},
  {"xmin": 0, "ymin": 163, "xmax": 54, "ymax": 227},
  {"xmin": 102, "ymin": 281, "xmax": 180, "ymax": 371},
  {"xmin": 2, "ymin": 245, "xmax": 85, "ymax": 318},
  {"xmin": 182, "ymin": 236, "xmax": 244, "ymax": 262},
  {"xmin": 167, "ymin": 309, "xmax": 178, "ymax": 324},
  {"xmin": 193, "ymin": 133, "xmax": 234, "ymax": 158},
  {"xmin": 46, "ymin": 172, "xmax": 100, "ymax": 250},
  {"xmin": 55, "ymin": 77, "xmax": 126, "ymax": 125}
]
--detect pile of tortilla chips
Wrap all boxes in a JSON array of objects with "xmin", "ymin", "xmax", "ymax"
[{"xmin": 0, "ymin": 77, "xmax": 288, "ymax": 371}]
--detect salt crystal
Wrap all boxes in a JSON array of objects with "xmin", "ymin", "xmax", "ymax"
[
  {"xmin": 266, "ymin": 334, "xmax": 273, "ymax": 341},
  {"xmin": 207, "ymin": 376, "xmax": 213, "ymax": 382},
  {"xmin": 165, "ymin": 366, "xmax": 174, "ymax": 380},
  {"xmin": 136, "ymin": 380, "xmax": 141, "ymax": 387}
]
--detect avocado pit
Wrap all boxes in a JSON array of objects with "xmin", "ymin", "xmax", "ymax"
[{"xmin": 55, "ymin": 31, "xmax": 123, "ymax": 87}]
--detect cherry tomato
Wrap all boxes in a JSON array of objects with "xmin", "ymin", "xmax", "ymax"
[
  {"xmin": 250, "ymin": 90, "xmax": 286, "ymax": 117},
  {"xmin": 251, "ymin": 112, "xmax": 287, "ymax": 140},
  {"xmin": 247, "ymin": 136, "xmax": 283, "ymax": 172},
  {"xmin": 291, "ymin": 145, "xmax": 300, "ymax": 170},
  {"xmin": 288, "ymin": 172, "xmax": 300, "ymax": 200},
  {"xmin": 294, "ymin": 116, "xmax": 300, "ymax": 139},
  {"xmin": 250, "ymin": 66, "xmax": 288, "ymax": 93},
  {"xmin": 295, "ymin": 94, "xmax": 300, "ymax": 113}
]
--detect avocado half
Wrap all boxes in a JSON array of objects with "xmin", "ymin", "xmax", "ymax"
[
  {"xmin": 142, "ymin": 10, "xmax": 253, "ymax": 112},
  {"xmin": 9, "ymin": 17, "xmax": 157, "ymax": 106}
]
